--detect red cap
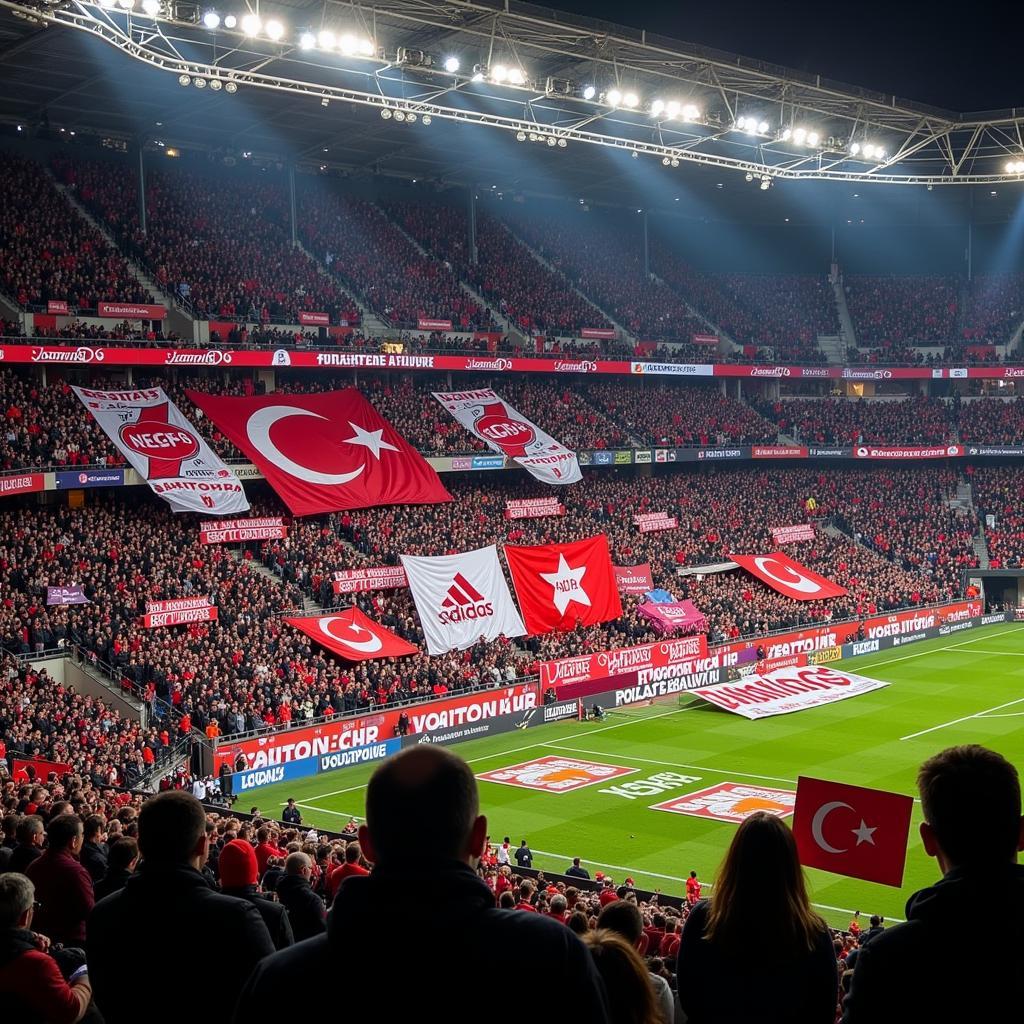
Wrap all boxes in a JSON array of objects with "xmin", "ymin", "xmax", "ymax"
[{"xmin": 218, "ymin": 839, "xmax": 258, "ymax": 888}]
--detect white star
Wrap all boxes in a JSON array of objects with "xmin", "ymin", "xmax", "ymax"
[
  {"xmin": 342, "ymin": 421, "xmax": 399, "ymax": 460},
  {"xmin": 539, "ymin": 554, "xmax": 591, "ymax": 616},
  {"xmin": 852, "ymin": 820, "xmax": 877, "ymax": 846}
]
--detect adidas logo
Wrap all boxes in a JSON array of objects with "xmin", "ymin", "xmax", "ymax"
[{"xmin": 439, "ymin": 573, "xmax": 493, "ymax": 624}]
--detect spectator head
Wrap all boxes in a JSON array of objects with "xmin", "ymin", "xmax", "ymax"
[
  {"xmin": 518, "ymin": 880, "xmax": 534, "ymax": 902},
  {"xmin": 361, "ymin": 747, "xmax": 484, "ymax": 868},
  {"xmin": 567, "ymin": 911, "xmax": 589, "ymax": 936},
  {"xmin": 285, "ymin": 851, "xmax": 311, "ymax": 878},
  {"xmin": 0, "ymin": 873, "xmax": 34, "ymax": 930},
  {"xmin": 107, "ymin": 837, "xmax": 140, "ymax": 873},
  {"xmin": 138, "ymin": 791, "xmax": 208, "ymax": 868},
  {"xmin": 870, "ymin": 915, "xmax": 881, "ymax": 928},
  {"xmin": 581, "ymin": 929, "xmax": 660, "ymax": 1024},
  {"xmin": 2, "ymin": 813, "xmax": 18, "ymax": 842},
  {"xmin": 47, "ymin": 814, "xmax": 84, "ymax": 856},
  {"xmin": 598, "ymin": 899, "xmax": 644, "ymax": 946},
  {"xmin": 551, "ymin": 894, "xmax": 567, "ymax": 915},
  {"xmin": 705, "ymin": 811, "xmax": 825, "ymax": 957},
  {"xmin": 84, "ymin": 814, "xmax": 106, "ymax": 842},
  {"xmin": 498, "ymin": 891, "xmax": 516, "ymax": 909},
  {"xmin": 344, "ymin": 842, "xmax": 361, "ymax": 865},
  {"xmin": 16, "ymin": 815, "xmax": 44, "ymax": 847},
  {"xmin": 572, "ymin": 857, "xmax": 581, "ymax": 867},
  {"xmin": 918, "ymin": 745, "xmax": 1022, "ymax": 872},
  {"xmin": 218, "ymin": 839, "xmax": 259, "ymax": 888}
]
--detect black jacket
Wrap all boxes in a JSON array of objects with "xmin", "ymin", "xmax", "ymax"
[
  {"xmin": 275, "ymin": 874, "xmax": 326, "ymax": 943},
  {"xmin": 93, "ymin": 867, "xmax": 133, "ymax": 903},
  {"xmin": 80, "ymin": 841, "xmax": 108, "ymax": 884},
  {"xmin": 7, "ymin": 844, "xmax": 40, "ymax": 875},
  {"xmin": 233, "ymin": 862, "xmax": 610, "ymax": 1024},
  {"xmin": 88, "ymin": 863, "xmax": 275, "ymax": 1024},
  {"xmin": 843, "ymin": 864, "xmax": 1024, "ymax": 1023},
  {"xmin": 221, "ymin": 885, "xmax": 294, "ymax": 950},
  {"xmin": 677, "ymin": 900, "xmax": 838, "ymax": 1024}
]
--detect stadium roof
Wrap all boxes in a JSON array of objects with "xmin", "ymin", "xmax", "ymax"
[{"xmin": 0, "ymin": 0, "xmax": 1022, "ymax": 200}]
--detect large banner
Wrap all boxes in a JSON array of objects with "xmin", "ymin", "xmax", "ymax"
[
  {"xmin": 634, "ymin": 512, "xmax": 678, "ymax": 533},
  {"xmin": 690, "ymin": 665, "xmax": 889, "ymax": 719},
  {"xmin": 637, "ymin": 600, "xmax": 707, "ymax": 636},
  {"xmin": 401, "ymin": 544, "xmax": 526, "ymax": 654},
  {"xmin": 285, "ymin": 609, "xmax": 419, "ymax": 662},
  {"xmin": 540, "ymin": 633, "xmax": 708, "ymax": 689},
  {"xmin": 72, "ymin": 386, "xmax": 249, "ymax": 515},
  {"xmin": 142, "ymin": 596, "xmax": 218, "ymax": 628},
  {"xmin": 214, "ymin": 683, "xmax": 539, "ymax": 770},
  {"xmin": 613, "ymin": 564, "xmax": 654, "ymax": 594},
  {"xmin": 432, "ymin": 388, "xmax": 582, "ymax": 485},
  {"xmin": 504, "ymin": 497, "xmax": 566, "ymax": 520},
  {"xmin": 504, "ymin": 535, "xmax": 622, "ymax": 636},
  {"xmin": 332, "ymin": 566, "xmax": 408, "ymax": 594},
  {"xmin": 199, "ymin": 517, "xmax": 288, "ymax": 544},
  {"xmin": 187, "ymin": 388, "xmax": 451, "ymax": 517},
  {"xmin": 770, "ymin": 524, "xmax": 816, "ymax": 544},
  {"xmin": 729, "ymin": 552, "xmax": 849, "ymax": 600},
  {"xmin": 0, "ymin": 473, "xmax": 45, "ymax": 497}
]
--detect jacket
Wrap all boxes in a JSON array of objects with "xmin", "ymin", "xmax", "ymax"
[
  {"xmin": 80, "ymin": 841, "xmax": 108, "ymax": 884},
  {"xmin": 26, "ymin": 850, "xmax": 94, "ymax": 946},
  {"xmin": 274, "ymin": 874, "xmax": 326, "ymax": 942},
  {"xmin": 0, "ymin": 927, "xmax": 89, "ymax": 1024},
  {"xmin": 676, "ymin": 900, "xmax": 838, "ymax": 1024},
  {"xmin": 233, "ymin": 861, "xmax": 610, "ymax": 1024},
  {"xmin": 93, "ymin": 867, "xmax": 133, "ymax": 903},
  {"xmin": 843, "ymin": 864, "xmax": 1024, "ymax": 1023},
  {"xmin": 88, "ymin": 862, "xmax": 275, "ymax": 1024},
  {"xmin": 220, "ymin": 885, "xmax": 294, "ymax": 950}
]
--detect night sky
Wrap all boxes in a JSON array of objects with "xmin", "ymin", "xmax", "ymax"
[{"xmin": 551, "ymin": 0, "xmax": 1020, "ymax": 113}]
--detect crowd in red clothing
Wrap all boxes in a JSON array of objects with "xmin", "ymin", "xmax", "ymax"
[
  {"xmin": 970, "ymin": 466, "xmax": 1024, "ymax": 568},
  {"xmin": 957, "ymin": 397, "xmax": 1024, "ymax": 444},
  {"xmin": 845, "ymin": 275, "xmax": 960, "ymax": 345},
  {"xmin": 758, "ymin": 396, "xmax": 955, "ymax": 445}
]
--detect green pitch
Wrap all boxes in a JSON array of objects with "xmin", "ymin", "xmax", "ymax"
[{"xmin": 251, "ymin": 622, "xmax": 1024, "ymax": 928}]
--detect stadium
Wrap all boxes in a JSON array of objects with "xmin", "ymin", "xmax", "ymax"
[{"xmin": 0, "ymin": 0, "xmax": 1021, "ymax": 1021}]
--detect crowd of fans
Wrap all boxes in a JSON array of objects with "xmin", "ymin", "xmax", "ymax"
[
  {"xmin": 845, "ymin": 275, "xmax": 960, "ymax": 345},
  {"xmin": 970, "ymin": 465, "xmax": 1024, "ymax": 568},
  {"xmin": 0, "ymin": 153, "xmax": 151, "ymax": 314}
]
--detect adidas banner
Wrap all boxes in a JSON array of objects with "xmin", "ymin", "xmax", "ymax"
[{"xmin": 400, "ymin": 544, "xmax": 527, "ymax": 655}]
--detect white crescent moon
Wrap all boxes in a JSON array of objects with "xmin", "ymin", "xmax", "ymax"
[
  {"xmin": 319, "ymin": 616, "xmax": 383, "ymax": 654},
  {"xmin": 246, "ymin": 406, "xmax": 365, "ymax": 485},
  {"xmin": 754, "ymin": 556, "xmax": 822, "ymax": 594},
  {"xmin": 810, "ymin": 800, "xmax": 853, "ymax": 854}
]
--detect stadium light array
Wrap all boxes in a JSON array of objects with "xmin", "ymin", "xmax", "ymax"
[
  {"xmin": 1004, "ymin": 160, "xmax": 1024, "ymax": 174},
  {"xmin": 202, "ymin": 10, "xmax": 219, "ymax": 28},
  {"xmin": 605, "ymin": 89, "xmax": 622, "ymax": 107},
  {"xmin": 782, "ymin": 126, "xmax": 820, "ymax": 147},
  {"xmin": 735, "ymin": 116, "xmax": 770, "ymax": 135},
  {"xmin": 444, "ymin": 56, "xmax": 459, "ymax": 73},
  {"xmin": 850, "ymin": 141, "xmax": 888, "ymax": 160}
]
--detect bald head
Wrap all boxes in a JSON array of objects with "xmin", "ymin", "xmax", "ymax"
[{"xmin": 362, "ymin": 747, "xmax": 482, "ymax": 866}]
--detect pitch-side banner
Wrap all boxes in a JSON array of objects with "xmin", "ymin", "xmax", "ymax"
[
  {"xmin": 690, "ymin": 665, "xmax": 888, "ymax": 719},
  {"xmin": 729, "ymin": 552, "xmax": 849, "ymax": 600},
  {"xmin": 432, "ymin": 388, "xmax": 582, "ymax": 485},
  {"xmin": 72, "ymin": 386, "xmax": 249, "ymax": 515},
  {"xmin": 199, "ymin": 517, "xmax": 288, "ymax": 544},
  {"xmin": 401, "ymin": 544, "xmax": 527, "ymax": 654},
  {"xmin": 540, "ymin": 633, "xmax": 708, "ymax": 689}
]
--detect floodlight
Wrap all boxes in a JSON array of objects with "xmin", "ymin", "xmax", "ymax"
[
  {"xmin": 491, "ymin": 65, "xmax": 508, "ymax": 83},
  {"xmin": 444, "ymin": 56, "xmax": 460, "ymax": 73},
  {"xmin": 265, "ymin": 20, "xmax": 284, "ymax": 41},
  {"xmin": 394, "ymin": 111, "xmax": 406, "ymax": 122},
  {"xmin": 547, "ymin": 136, "xmax": 556, "ymax": 146},
  {"xmin": 582, "ymin": 85, "xmax": 596, "ymax": 100},
  {"xmin": 318, "ymin": 30, "xmax": 335, "ymax": 49},
  {"xmin": 299, "ymin": 31, "xmax": 315, "ymax": 49},
  {"xmin": 557, "ymin": 138, "xmax": 567, "ymax": 148},
  {"xmin": 209, "ymin": 78, "xmax": 222, "ymax": 90},
  {"xmin": 358, "ymin": 39, "xmax": 374, "ymax": 56},
  {"xmin": 339, "ymin": 34, "xmax": 357, "ymax": 55},
  {"xmin": 757, "ymin": 121, "xmax": 769, "ymax": 134},
  {"xmin": 793, "ymin": 128, "xmax": 807, "ymax": 145},
  {"xmin": 241, "ymin": 13, "xmax": 261, "ymax": 36},
  {"xmin": 194, "ymin": 77, "xmax": 206, "ymax": 88},
  {"xmin": 507, "ymin": 68, "xmax": 525, "ymax": 85},
  {"xmin": 807, "ymin": 131, "xmax": 820, "ymax": 147},
  {"xmin": 224, "ymin": 81, "xmax": 237, "ymax": 93},
  {"xmin": 380, "ymin": 108, "xmax": 392, "ymax": 119},
  {"xmin": 849, "ymin": 141, "xmax": 861, "ymax": 155},
  {"xmin": 178, "ymin": 74, "xmax": 191, "ymax": 86},
  {"xmin": 516, "ymin": 131, "xmax": 526, "ymax": 141},
  {"xmin": 118, "ymin": 0, "xmax": 135, "ymax": 9},
  {"xmin": 141, "ymin": 0, "xmax": 160, "ymax": 14},
  {"xmin": 606, "ymin": 89, "xmax": 622, "ymax": 107},
  {"xmin": 682, "ymin": 104, "xmax": 700, "ymax": 120},
  {"xmin": 421, "ymin": 115, "xmax": 432, "ymax": 125},
  {"xmin": 665, "ymin": 101, "xmax": 680, "ymax": 119},
  {"xmin": 222, "ymin": 13, "xmax": 235, "ymax": 27},
  {"xmin": 623, "ymin": 92, "xmax": 639, "ymax": 108},
  {"xmin": 202, "ymin": 10, "xmax": 220, "ymax": 28},
  {"xmin": 651, "ymin": 100, "xmax": 665, "ymax": 117}
]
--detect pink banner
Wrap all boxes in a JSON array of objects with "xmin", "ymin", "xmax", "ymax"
[
  {"xmin": 332, "ymin": 565, "xmax": 409, "ymax": 594},
  {"xmin": 142, "ymin": 596, "xmax": 217, "ymax": 628},
  {"xmin": 581, "ymin": 328, "xmax": 617, "ymax": 339},
  {"xmin": 635, "ymin": 512, "xmax": 678, "ymax": 533},
  {"xmin": 539, "ymin": 633, "xmax": 708, "ymax": 688},
  {"xmin": 417, "ymin": 318, "xmax": 453, "ymax": 332},
  {"xmin": 637, "ymin": 600, "xmax": 708, "ymax": 636},
  {"xmin": 692, "ymin": 333, "xmax": 719, "ymax": 345},
  {"xmin": 200, "ymin": 517, "xmax": 289, "ymax": 544},
  {"xmin": 299, "ymin": 311, "xmax": 330, "ymax": 326},
  {"xmin": 854, "ymin": 444, "xmax": 964, "ymax": 460},
  {"xmin": 770, "ymin": 524, "xmax": 816, "ymax": 544},
  {"xmin": 504, "ymin": 498, "xmax": 566, "ymax": 520},
  {"xmin": 97, "ymin": 302, "xmax": 167, "ymax": 320},
  {"xmin": 47, "ymin": 300, "xmax": 70, "ymax": 315},
  {"xmin": 613, "ymin": 563, "xmax": 654, "ymax": 594}
]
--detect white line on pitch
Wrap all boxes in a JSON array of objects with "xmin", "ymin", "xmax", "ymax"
[{"xmin": 900, "ymin": 695, "xmax": 1024, "ymax": 740}]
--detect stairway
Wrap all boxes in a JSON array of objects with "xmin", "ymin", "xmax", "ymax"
[
  {"xmin": 648, "ymin": 270, "xmax": 740, "ymax": 355},
  {"xmin": 47, "ymin": 170, "xmax": 195, "ymax": 340},
  {"xmin": 817, "ymin": 335, "xmax": 845, "ymax": 364},
  {"xmin": 294, "ymin": 240, "xmax": 389, "ymax": 334},
  {"xmin": 832, "ymin": 271, "xmax": 858, "ymax": 351},
  {"xmin": 973, "ymin": 530, "xmax": 992, "ymax": 570}
]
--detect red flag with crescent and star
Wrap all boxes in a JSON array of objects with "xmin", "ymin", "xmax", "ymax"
[
  {"xmin": 504, "ymin": 535, "xmax": 622, "ymax": 636},
  {"xmin": 186, "ymin": 388, "xmax": 452, "ymax": 516},
  {"xmin": 285, "ymin": 607, "xmax": 419, "ymax": 662},
  {"xmin": 792, "ymin": 776, "xmax": 914, "ymax": 887}
]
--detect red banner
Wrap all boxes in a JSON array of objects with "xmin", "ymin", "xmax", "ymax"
[
  {"xmin": 417, "ymin": 318, "xmax": 453, "ymax": 332},
  {"xmin": 854, "ymin": 444, "xmax": 963, "ymax": 460},
  {"xmin": 613, "ymin": 563, "xmax": 654, "ymax": 594},
  {"xmin": 298, "ymin": 311, "xmax": 330, "ymax": 327},
  {"xmin": 332, "ymin": 566, "xmax": 408, "ymax": 594},
  {"xmin": 142, "ymin": 596, "xmax": 218, "ymax": 628},
  {"xmin": 0, "ymin": 473, "xmax": 45, "ymax": 497},
  {"xmin": 12, "ymin": 758, "xmax": 74, "ymax": 782},
  {"xmin": 692, "ymin": 333, "xmax": 719, "ymax": 345},
  {"xmin": 200, "ymin": 517, "xmax": 289, "ymax": 544},
  {"xmin": 581, "ymin": 328, "xmax": 617, "ymax": 339},
  {"xmin": 285, "ymin": 608, "xmax": 419, "ymax": 662},
  {"xmin": 770, "ymin": 524, "xmax": 816, "ymax": 544},
  {"xmin": 504, "ymin": 497, "xmax": 566, "ymax": 520},
  {"xmin": 729, "ymin": 552, "xmax": 848, "ymax": 600},
  {"xmin": 213, "ymin": 683, "xmax": 539, "ymax": 770},
  {"xmin": 862, "ymin": 600, "xmax": 981, "ymax": 640},
  {"xmin": 540, "ymin": 633, "xmax": 708, "ymax": 689},
  {"xmin": 97, "ymin": 302, "xmax": 167, "ymax": 320},
  {"xmin": 47, "ymin": 300, "xmax": 70, "ymax": 315},
  {"xmin": 753, "ymin": 446, "xmax": 809, "ymax": 459}
]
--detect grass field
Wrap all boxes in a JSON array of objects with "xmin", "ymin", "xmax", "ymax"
[{"xmin": 252, "ymin": 622, "xmax": 1024, "ymax": 928}]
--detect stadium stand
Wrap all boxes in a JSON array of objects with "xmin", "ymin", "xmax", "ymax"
[{"xmin": 845, "ymin": 275, "xmax": 960, "ymax": 345}]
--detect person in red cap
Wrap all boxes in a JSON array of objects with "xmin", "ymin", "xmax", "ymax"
[{"xmin": 217, "ymin": 839, "xmax": 293, "ymax": 951}]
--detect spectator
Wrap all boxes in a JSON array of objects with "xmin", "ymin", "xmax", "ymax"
[
  {"xmin": 93, "ymin": 837, "xmax": 138, "ymax": 902},
  {"xmin": 566, "ymin": 856, "xmax": 591, "ymax": 880},
  {"xmin": 327, "ymin": 840, "xmax": 369, "ymax": 901},
  {"xmin": 8, "ymin": 814, "xmax": 44, "ymax": 874},
  {"xmin": 598, "ymin": 900, "xmax": 675, "ymax": 1024},
  {"xmin": 25, "ymin": 814, "xmax": 94, "ymax": 948},
  {"xmin": 233, "ymin": 746, "xmax": 611, "ymax": 1023},
  {"xmin": 0, "ymin": 873, "xmax": 93, "ymax": 1024},
  {"xmin": 843, "ymin": 745, "xmax": 1023, "ymax": 1023},
  {"xmin": 514, "ymin": 838, "xmax": 533, "ymax": 868},
  {"xmin": 217, "ymin": 838, "xmax": 294, "ymax": 951},
  {"xmin": 582, "ymin": 929, "xmax": 663, "ymax": 1024},
  {"xmin": 676, "ymin": 812, "xmax": 837, "ymax": 1023},
  {"xmin": 87, "ymin": 791, "xmax": 275, "ymax": 1024},
  {"xmin": 282, "ymin": 798, "xmax": 301, "ymax": 825},
  {"xmin": 79, "ymin": 814, "xmax": 108, "ymax": 885},
  {"xmin": 275, "ymin": 851, "xmax": 327, "ymax": 942}
]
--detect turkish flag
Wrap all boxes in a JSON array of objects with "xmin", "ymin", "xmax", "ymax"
[
  {"xmin": 728, "ymin": 552, "xmax": 848, "ymax": 600},
  {"xmin": 792, "ymin": 776, "xmax": 914, "ymax": 887},
  {"xmin": 285, "ymin": 608, "xmax": 419, "ymax": 662},
  {"xmin": 504, "ymin": 535, "xmax": 623, "ymax": 635},
  {"xmin": 186, "ymin": 389, "xmax": 452, "ymax": 516}
]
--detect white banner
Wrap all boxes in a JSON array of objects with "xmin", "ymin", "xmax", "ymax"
[
  {"xmin": 400, "ymin": 544, "xmax": 526, "ymax": 655},
  {"xmin": 690, "ymin": 665, "xmax": 889, "ymax": 720},
  {"xmin": 73, "ymin": 386, "xmax": 249, "ymax": 515},
  {"xmin": 432, "ymin": 388, "xmax": 582, "ymax": 486}
]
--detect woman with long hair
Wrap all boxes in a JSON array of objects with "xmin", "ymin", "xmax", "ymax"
[
  {"xmin": 676, "ymin": 812, "xmax": 838, "ymax": 1023},
  {"xmin": 583, "ymin": 929, "xmax": 664, "ymax": 1024}
]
